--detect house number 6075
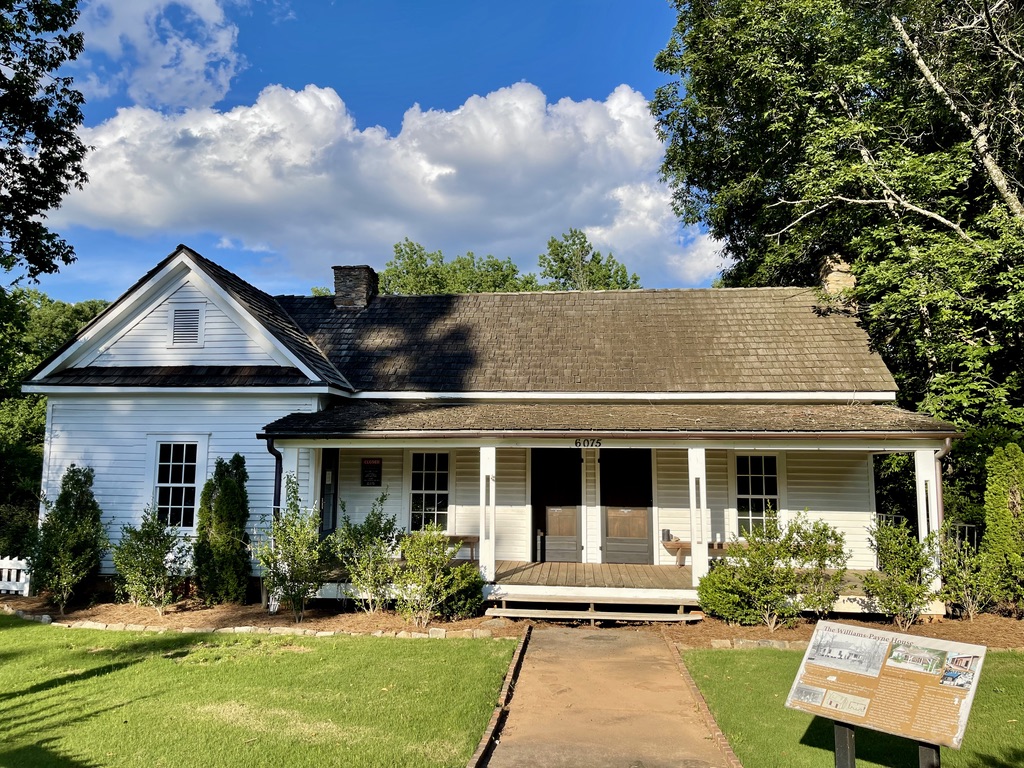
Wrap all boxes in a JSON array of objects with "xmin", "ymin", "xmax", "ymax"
[{"xmin": 574, "ymin": 438, "xmax": 602, "ymax": 448}]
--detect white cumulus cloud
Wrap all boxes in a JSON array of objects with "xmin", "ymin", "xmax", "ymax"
[
  {"xmin": 77, "ymin": 0, "xmax": 243, "ymax": 109},
  {"xmin": 56, "ymin": 82, "xmax": 721, "ymax": 289}
]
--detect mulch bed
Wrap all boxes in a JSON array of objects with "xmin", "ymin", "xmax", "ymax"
[{"xmin": 4, "ymin": 594, "xmax": 1023, "ymax": 648}]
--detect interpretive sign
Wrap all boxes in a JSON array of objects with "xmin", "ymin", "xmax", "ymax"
[
  {"xmin": 360, "ymin": 457, "xmax": 382, "ymax": 487},
  {"xmin": 786, "ymin": 621, "xmax": 986, "ymax": 749}
]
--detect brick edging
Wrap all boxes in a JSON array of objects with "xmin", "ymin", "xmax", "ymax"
[
  {"xmin": 661, "ymin": 629, "xmax": 745, "ymax": 768},
  {"xmin": 466, "ymin": 624, "xmax": 532, "ymax": 768}
]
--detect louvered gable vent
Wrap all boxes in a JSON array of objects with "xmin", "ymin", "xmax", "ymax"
[{"xmin": 169, "ymin": 305, "xmax": 204, "ymax": 347}]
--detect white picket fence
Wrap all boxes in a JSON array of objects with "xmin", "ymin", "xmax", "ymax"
[{"xmin": 0, "ymin": 556, "xmax": 30, "ymax": 596}]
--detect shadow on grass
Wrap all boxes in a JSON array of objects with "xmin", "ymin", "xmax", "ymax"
[
  {"xmin": 0, "ymin": 742, "xmax": 101, "ymax": 768},
  {"xmin": 800, "ymin": 717, "xmax": 920, "ymax": 768}
]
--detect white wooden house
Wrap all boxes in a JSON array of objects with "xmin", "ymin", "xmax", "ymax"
[{"xmin": 27, "ymin": 245, "xmax": 957, "ymax": 612}]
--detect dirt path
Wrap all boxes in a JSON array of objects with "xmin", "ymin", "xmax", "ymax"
[{"xmin": 486, "ymin": 626, "xmax": 733, "ymax": 768}]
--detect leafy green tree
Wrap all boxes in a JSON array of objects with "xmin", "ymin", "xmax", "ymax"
[
  {"xmin": 28, "ymin": 464, "xmax": 107, "ymax": 614},
  {"xmin": 0, "ymin": 0, "xmax": 88, "ymax": 281},
  {"xmin": 863, "ymin": 519, "xmax": 936, "ymax": 630},
  {"xmin": 193, "ymin": 454, "xmax": 251, "ymax": 604},
  {"xmin": 253, "ymin": 473, "xmax": 331, "ymax": 623},
  {"xmin": 980, "ymin": 443, "xmax": 1024, "ymax": 611},
  {"xmin": 112, "ymin": 506, "xmax": 191, "ymax": 616},
  {"xmin": 380, "ymin": 239, "xmax": 542, "ymax": 295},
  {"xmin": 0, "ymin": 289, "xmax": 106, "ymax": 509},
  {"xmin": 538, "ymin": 228, "xmax": 640, "ymax": 290},
  {"xmin": 652, "ymin": 0, "xmax": 1024, "ymax": 515}
]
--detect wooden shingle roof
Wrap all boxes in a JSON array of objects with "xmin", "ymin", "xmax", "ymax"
[
  {"xmin": 275, "ymin": 287, "xmax": 895, "ymax": 394},
  {"xmin": 262, "ymin": 401, "xmax": 957, "ymax": 438}
]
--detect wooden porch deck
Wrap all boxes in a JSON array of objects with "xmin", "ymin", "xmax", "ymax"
[{"xmin": 493, "ymin": 560, "xmax": 695, "ymax": 590}]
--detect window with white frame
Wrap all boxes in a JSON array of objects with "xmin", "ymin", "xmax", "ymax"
[
  {"xmin": 155, "ymin": 441, "xmax": 199, "ymax": 527},
  {"xmin": 736, "ymin": 455, "xmax": 778, "ymax": 535},
  {"xmin": 410, "ymin": 452, "xmax": 449, "ymax": 530}
]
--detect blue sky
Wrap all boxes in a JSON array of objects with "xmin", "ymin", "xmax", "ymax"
[{"xmin": 36, "ymin": 0, "xmax": 723, "ymax": 303}]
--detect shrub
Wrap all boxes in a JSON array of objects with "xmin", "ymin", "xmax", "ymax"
[
  {"xmin": 697, "ymin": 513, "xmax": 849, "ymax": 630},
  {"xmin": 28, "ymin": 464, "xmax": 108, "ymax": 614},
  {"xmin": 439, "ymin": 563, "xmax": 486, "ymax": 621},
  {"xmin": 112, "ymin": 506, "xmax": 191, "ymax": 616},
  {"xmin": 193, "ymin": 454, "xmax": 251, "ymax": 604},
  {"xmin": 393, "ymin": 525, "xmax": 458, "ymax": 627},
  {"xmin": 937, "ymin": 523, "xmax": 999, "ymax": 621},
  {"xmin": 331, "ymin": 490, "xmax": 398, "ymax": 613},
  {"xmin": 252, "ymin": 474, "xmax": 330, "ymax": 623},
  {"xmin": 980, "ymin": 443, "xmax": 1024, "ymax": 613},
  {"xmin": 862, "ymin": 518, "xmax": 936, "ymax": 630}
]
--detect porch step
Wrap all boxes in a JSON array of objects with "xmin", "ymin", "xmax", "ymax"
[
  {"xmin": 487, "ymin": 592, "xmax": 696, "ymax": 606},
  {"xmin": 485, "ymin": 606, "xmax": 704, "ymax": 624}
]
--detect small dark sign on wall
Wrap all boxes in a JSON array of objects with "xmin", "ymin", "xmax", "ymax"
[{"xmin": 361, "ymin": 457, "xmax": 383, "ymax": 487}]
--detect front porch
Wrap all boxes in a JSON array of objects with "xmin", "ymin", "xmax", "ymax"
[{"xmin": 493, "ymin": 559, "xmax": 694, "ymax": 590}]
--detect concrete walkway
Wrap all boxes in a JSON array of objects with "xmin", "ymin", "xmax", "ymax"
[{"xmin": 486, "ymin": 627, "xmax": 735, "ymax": 768}]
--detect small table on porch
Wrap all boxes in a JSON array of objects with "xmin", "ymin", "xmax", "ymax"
[{"xmin": 446, "ymin": 534, "xmax": 480, "ymax": 561}]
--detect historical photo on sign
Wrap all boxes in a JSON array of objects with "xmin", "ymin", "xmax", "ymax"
[
  {"xmin": 786, "ymin": 621, "xmax": 988, "ymax": 749},
  {"xmin": 886, "ymin": 642, "xmax": 948, "ymax": 675},
  {"xmin": 791, "ymin": 684, "xmax": 826, "ymax": 706},
  {"xmin": 807, "ymin": 625, "xmax": 888, "ymax": 677}
]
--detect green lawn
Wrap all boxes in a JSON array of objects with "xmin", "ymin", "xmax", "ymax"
[
  {"xmin": 0, "ymin": 615, "xmax": 515, "ymax": 768},
  {"xmin": 683, "ymin": 648, "xmax": 1024, "ymax": 768}
]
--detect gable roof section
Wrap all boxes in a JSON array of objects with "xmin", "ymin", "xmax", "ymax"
[
  {"xmin": 275, "ymin": 288, "xmax": 895, "ymax": 395},
  {"xmin": 30, "ymin": 245, "xmax": 350, "ymax": 391}
]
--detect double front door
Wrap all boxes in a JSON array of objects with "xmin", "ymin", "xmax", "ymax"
[{"xmin": 530, "ymin": 448, "xmax": 654, "ymax": 565}]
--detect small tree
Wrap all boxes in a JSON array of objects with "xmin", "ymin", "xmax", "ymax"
[
  {"xmin": 393, "ymin": 525, "xmax": 458, "ymax": 627},
  {"xmin": 252, "ymin": 474, "xmax": 330, "ymax": 623},
  {"xmin": 112, "ymin": 506, "xmax": 191, "ymax": 616},
  {"xmin": 862, "ymin": 519, "xmax": 936, "ymax": 630},
  {"xmin": 980, "ymin": 443, "xmax": 1024, "ymax": 613},
  {"xmin": 796, "ymin": 517, "xmax": 850, "ymax": 619},
  {"xmin": 937, "ymin": 524, "xmax": 999, "ymax": 621},
  {"xmin": 28, "ymin": 464, "xmax": 108, "ymax": 614},
  {"xmin": 193, "ymin": 454, "xmax": 251, "ymax": 604},
  {"xmin": 331, "ymin": 491, "xmax": 399, "ymax": 613}
]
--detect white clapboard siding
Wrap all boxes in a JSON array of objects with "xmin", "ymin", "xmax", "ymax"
[
  {"xmin": 336, "ymin": 449, "xmax": 404, "ymax": 525},
  {"xmin": 92, "ymin": 283, "xmax": 279, "ymax": 367},
  {"xmin": 43, "ymin": 394, "xmax": 319, "ymax": 572},
  {"xmin": 654, "ymin": 449, "xmax": 690, "ymax": 565},
  {"xmin": 494, "ymin": 448, "xmax": 528, "ymax": 561},
  {"xmin": 706, "ymin": 449, "xmax": 730, "ymax": 545},
  {"xmin": 0, "ymin": 557, "xmax": 30, "ymax": 595},
  {"xmin": 453, "ymin": 448, "xmax": 481, "ymax": 537},
  {"xmin": 583, "ymin": 448, "xmax": 600, "ymax": 563},
  {"xmin": 787, "ymin": 452, "xmax": 875, "ymax": 569}
]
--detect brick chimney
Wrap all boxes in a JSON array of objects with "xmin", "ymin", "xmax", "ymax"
[{"xmin": 332, "ymin": 265, "xmax": 378, "ymax": 309}]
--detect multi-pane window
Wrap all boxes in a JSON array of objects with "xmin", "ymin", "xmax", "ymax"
[
  {"xmin": 411, "ymin": 452, "xmax": 449, "ymax": 531},
  {"xmin": 736, "ymin": 455, "xmax": 778, "ymax": 535},
  {"xmin": 156, "ymin": 442, "xmax": 198, "ymax": 527}
]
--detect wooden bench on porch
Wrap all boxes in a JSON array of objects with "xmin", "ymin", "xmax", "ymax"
[
  {"xmin": 662, "ymin": 540, "xmax": 740, "ymax": 566},
  {"xmin": 446, "ymin": 534, "xmax": 479, "ymax": 561}
]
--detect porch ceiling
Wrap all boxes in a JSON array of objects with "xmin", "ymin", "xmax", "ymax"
[{"xmin": 260, "ymin": 400, "xmax": 958, "ymax": 439}]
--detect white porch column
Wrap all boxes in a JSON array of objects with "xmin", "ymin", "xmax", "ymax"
[
  {"xmin": 688, "ymin": 447, "xmax": 710, "ymax": 582},
  {"xmin": 478, "ymin": 446, "xmax": 497, "ymax": 581},
  {"xmin": 914, "ymin": 449, "xmax": 943, "ymax": 592}
]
